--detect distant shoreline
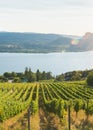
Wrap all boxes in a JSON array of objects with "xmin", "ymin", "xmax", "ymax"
[{"xmin": 0, "ymin": 50, "xmax": 93, "ymax": 54}]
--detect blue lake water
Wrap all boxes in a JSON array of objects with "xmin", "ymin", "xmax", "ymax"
[{"xmin": 0, "ymin": 52, "xmax": 93, "ymax": 75}]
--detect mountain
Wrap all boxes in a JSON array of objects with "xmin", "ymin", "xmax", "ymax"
[
  {"xmin": 0, "ymin": 32, "xmax": 92, "ymax": 53},
  {"xmin": 75, "ymin": 32, "xmax": 93, "ymax": 51}
]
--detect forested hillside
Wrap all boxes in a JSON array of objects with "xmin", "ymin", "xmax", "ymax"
[
  {"xmin": 0, "ymin": 32, "xmax": 93, "ymax": 53},
  {"xmin": 0, "ymin": 32, "xmax": 80, "ymax": 53}
]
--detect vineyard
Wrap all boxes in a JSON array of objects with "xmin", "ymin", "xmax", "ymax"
[{"xmin": 0, "ymin": 81, "xmax": 93, "ymax": 130}]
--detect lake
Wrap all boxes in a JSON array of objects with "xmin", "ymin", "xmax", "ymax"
[{"xmin": 0, "ymin": 52, "xmax": 93, "ymax": 75}]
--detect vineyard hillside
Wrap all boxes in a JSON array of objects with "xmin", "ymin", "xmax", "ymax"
[{"xmin": 0, "ymin": 81, "xmax": 93, "ymax": 130}]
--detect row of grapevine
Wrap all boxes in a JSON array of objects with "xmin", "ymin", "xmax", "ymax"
[
  {"xmin": 40, "ymin": 82, "xmax": 93, "ymax": 118},
  {"xmin": 1, "ymin": 81, "xmax": 93, "ymax": 122},
  {"xmin": 0, "ymin": 83, "xmax": 35, "ymax": 121}
]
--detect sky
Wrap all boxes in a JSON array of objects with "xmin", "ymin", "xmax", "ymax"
[{"xmin": 0, "ymin": 0, "xmax": 93, "ymax": 36}]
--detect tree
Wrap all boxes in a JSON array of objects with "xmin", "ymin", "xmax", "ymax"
[
  {"xmin": 24, "ymin": 67, "xmax": 29, "ymax": 76},
  {"xmin": 46, "ymin": 72, "xmax": 53, "ymax": 80},
  {"xmin": 27, "ymin": 68, "xmax": 36, "ymax": 82},
  {"xmin": 3, "ymin": 72, "xmax": 11, "ymax": 78},
  {"xmin": 13, "ymin": 77, "xmax": 21, "ymax": 82},
  {"xmin": 87, "ymin": 71, "xmax": 93, "ymax": 86},
  {"xmin": 41, "ymin": 71, "xmax": 47, "ymax": 80},
  {"xmin": 56, "ymin": 74, "xmax": 64, "ymax": 81},
  {"xmin": 24, "ymin": 67, "xmax": 35, "ymax": 82},
  {"xmin": 36, "ymin": 69, "xmax": 41, "ymax": 81},
  {"xmin": 11, "ymin": 72, "xmax": 17, "ymax": 77},
  {"xmin": 71, "ymin": 71, "xmax": 81, "ymax": 81}
]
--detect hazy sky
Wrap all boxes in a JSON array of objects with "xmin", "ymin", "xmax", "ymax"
[{"xmin": 0, "ymin": 0, "xmax": 93, "ymax": 35}]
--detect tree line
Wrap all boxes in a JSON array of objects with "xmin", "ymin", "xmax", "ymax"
[
  {"xmin": 0, "ymin": 67, "xmax": 53, "ymax": 82},
  {"xmin": 0, "ymin": 68, "xmax": 93, "ymax": 84}
]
